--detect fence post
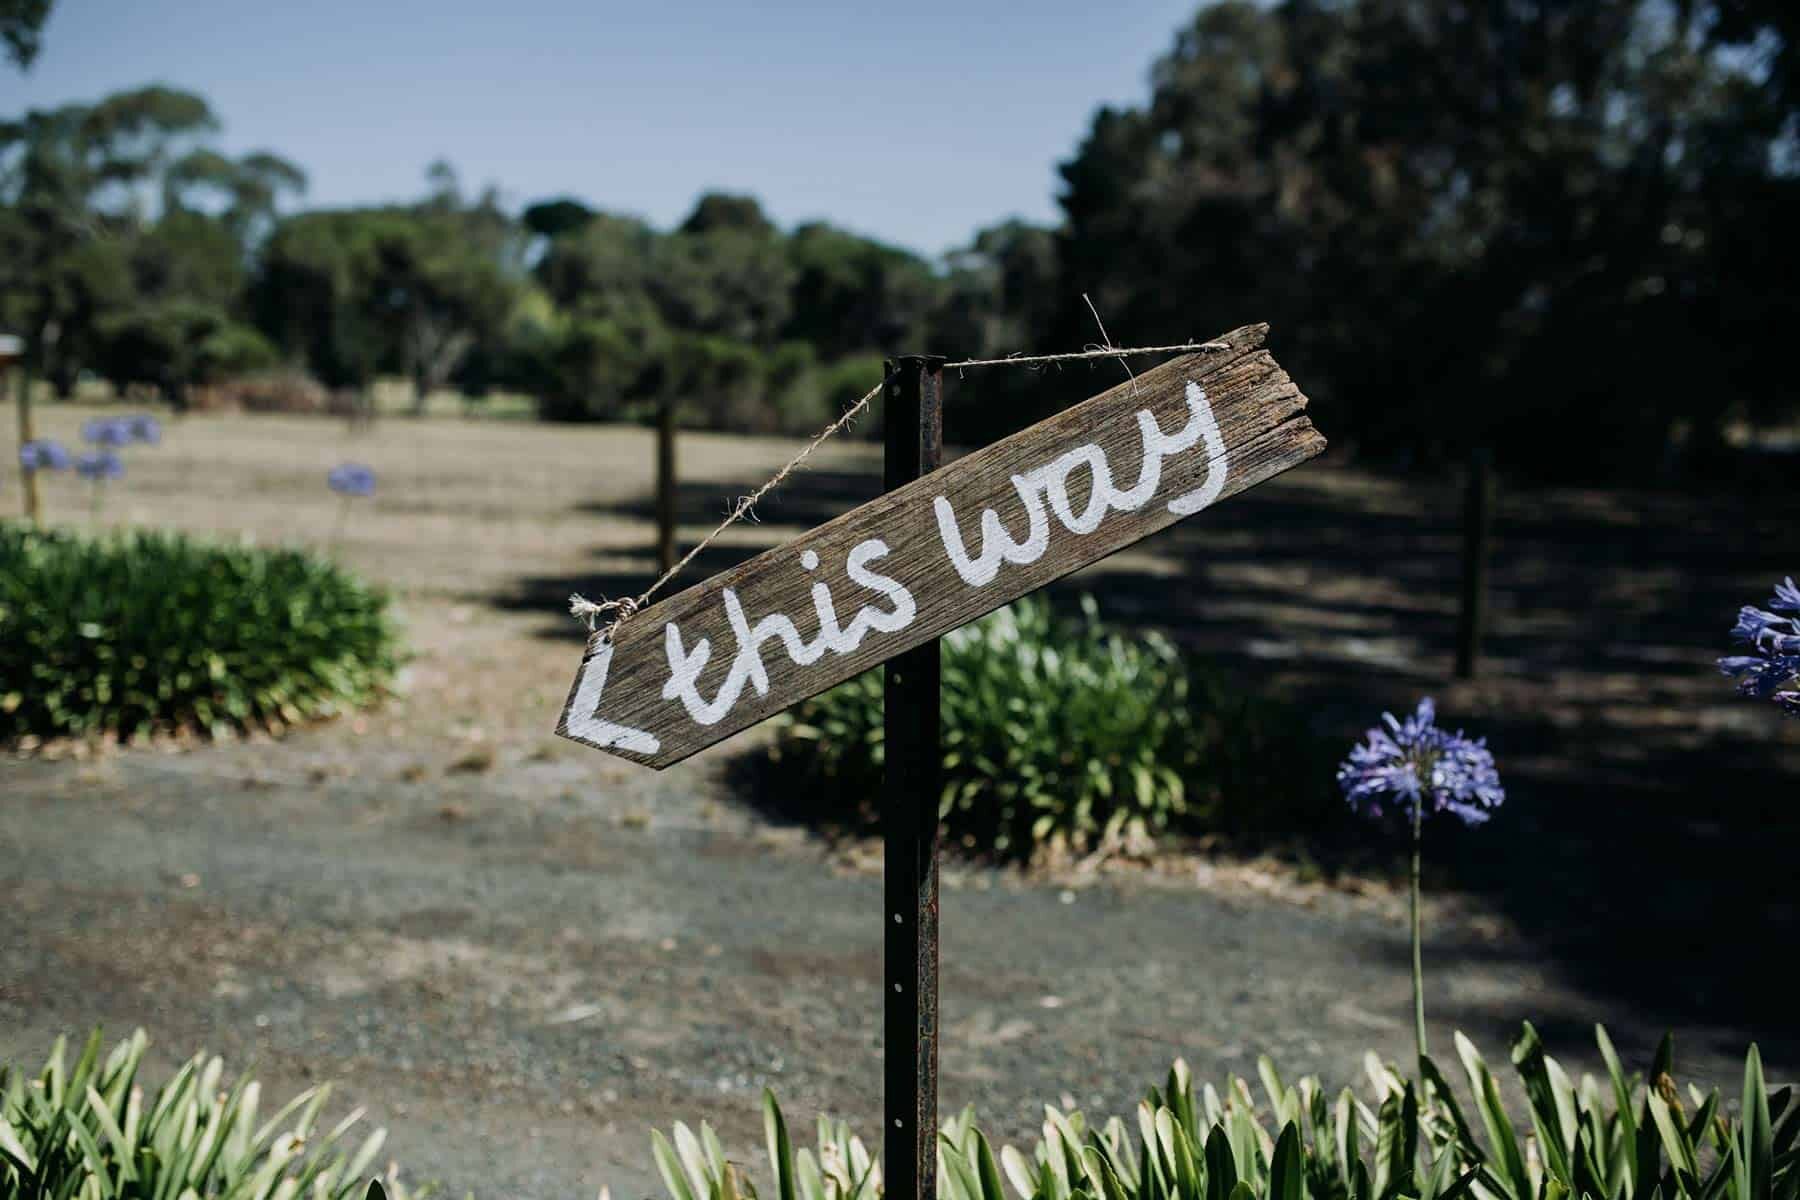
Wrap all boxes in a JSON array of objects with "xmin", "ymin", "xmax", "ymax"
[
  {"xmin": 13, "ymin": 361, "xmax": 40, "ymax": 524},
  {"xmin": 882, "ymin": 355, "xmax": 944, "ymax": 1200},
  {"xmin": 1454, "ymin": 449, "xmax": 1494, "ymax": 679},
  {"xmin": 656, "ymin": 398, "xmax": 677, "ymax": 574}
]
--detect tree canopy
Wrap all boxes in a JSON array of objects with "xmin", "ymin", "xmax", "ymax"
[
  {"xmin": 0, "ymin": 84, "xmax": 299, "ymax": 405},
  {"xmin": 1038, "ymin": 0, "xmax": 1800, "ymax": 476}
]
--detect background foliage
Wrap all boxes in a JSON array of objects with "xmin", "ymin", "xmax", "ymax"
[
  {"xmin": 766, "ymin": 597, "xmax": 1334, "ymax": 861},
  {"xmin": 7, "ymin": 0, "xmax": 1798, "ymax": 478},
  {"xmin": 0, "ymin": 523, "xmax": 398, "ymax": 742}
]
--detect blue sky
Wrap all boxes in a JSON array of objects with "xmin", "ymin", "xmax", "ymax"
[{"xmin": 7, "ymin": 0, "xmax": 1200, "ymax": 256}]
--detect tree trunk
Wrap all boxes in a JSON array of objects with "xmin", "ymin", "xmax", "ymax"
[{"xmin": 1454, "ymin": 451, "xmax": 1494, "ymax": 679}]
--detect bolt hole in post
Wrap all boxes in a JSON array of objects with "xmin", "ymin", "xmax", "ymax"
[{"xmin": 882, "ymin": 355, "xmax": 943, "ymax": 1200}]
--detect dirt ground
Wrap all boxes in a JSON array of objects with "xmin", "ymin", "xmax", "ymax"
[{"xmin": 3, "ymin": 399, "xmax": 1796, "ymax": 1199}]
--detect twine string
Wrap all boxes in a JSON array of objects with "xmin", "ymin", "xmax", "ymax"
[{"xmin": 568, "ymin": 337, "xmax": 1231, "ymax": 642}]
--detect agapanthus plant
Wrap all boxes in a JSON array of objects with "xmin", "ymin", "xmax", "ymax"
[
  {"xmin": 19, "ymin": 439, "xmax": 71, "ymax": 473},
  {"xmin": 81, "ymin": 417, "xmax": 134, "ymax": 448},
  {"xmin": 76, "ymin": 450, "xmax": 125, "ymax": 521},
  {"xmin": 124, "ymin": 413, "xmax": 162, "ymax": 444},
  {"xmin": 327, "ymin": 463, "xmax": 376, "ymax": 498},
  {"xmin": 326, "ymin": 462, "xmax": 376, "ymax": 549},
  {"xmin": 1339, "ymin": 697, "xmax": 1502, "ymax": 1065},
  {"xmin": 1718, "ymin": 577, "xmax": 1800, "ymax": 718}
]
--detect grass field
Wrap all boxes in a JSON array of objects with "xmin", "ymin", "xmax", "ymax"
[{"xmin": 5, "ymin": 394, "xmax": 1796, "ymax": 1198}]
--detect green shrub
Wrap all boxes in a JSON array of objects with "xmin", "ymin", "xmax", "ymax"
[
  {"xmin": 658, "ymin": 1025, "xmax": 1794, "ymax": 1200},
  {"xmin": 767, "ymin": 596, "xmax": 1332, "ymax": 860},
  {"xmin": 0, "ymin": 1029, "xmax": 393, "ymax": 1200},
  {"xmin": 0, "ymin": 523, "xmax": 399, "ymax": 743}
]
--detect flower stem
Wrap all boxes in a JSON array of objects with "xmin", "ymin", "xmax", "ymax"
[
  {"xmin": 1410, "ymin": 792, "xmax": 1427, "ymax": 1067},
  {"xmin": 329, "ymin": 495, "xmax": 349, "ymax": 554}
]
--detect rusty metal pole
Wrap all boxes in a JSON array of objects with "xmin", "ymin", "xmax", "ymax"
[{"xmin": 882, "ymin": 355, "xmax": 943, "ymax": 1200}]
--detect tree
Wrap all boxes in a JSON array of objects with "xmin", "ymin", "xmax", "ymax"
[
  {"xmin": 96, "ymin": 299, "xmax": 275, "ymax": 409},
  {"xmin": 1045, "ymin": 0, "xmax": 1800, "ymax": 479},
  {"xmin": 2, "ymin": 0, "xmax": 51, "ymax": 69},
  {"xmin": 783, "ymin": 222, "xmax": 941, "ymax": 362},
  {"xmin": 679, "ymin": 191, "xmax": 776, "ymax": 237},
  {"xmin": 0, "ymin": 85, "xmax": 297, "ymax": 409},
  {"xmin": 522, "ymin": 196, "xmax": 595, "ymax": 240},
  {"xmin": 248, "ymin": 167, "xmax": 525, "ymax": 415},
  {"xmin": 249, "ymin": 210, "xmax": 387, "ymax": 397},
  {"xmin": 163, "ymin": 147, "xmax": 306, "ymax": 242}
]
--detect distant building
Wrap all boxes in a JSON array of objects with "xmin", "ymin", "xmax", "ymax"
[{"xmin": 0, "ymin": 333, "xmax": 22, "ymax": 365}]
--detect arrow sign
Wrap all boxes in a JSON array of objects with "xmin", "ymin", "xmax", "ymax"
[{"xmin": 558, "ymin": 323, "xmax": 1326, "ymax": 769}]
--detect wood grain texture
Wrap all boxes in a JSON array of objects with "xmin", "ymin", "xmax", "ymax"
[{"xmin": 557, "ymin": 324, "xmax": 1326, "ymax": 769}]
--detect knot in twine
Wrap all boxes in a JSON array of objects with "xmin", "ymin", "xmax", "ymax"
[
  {"xmin": 567, "ymin": 328, "xmax": 1229, "ymax": 641},
  {"xmin": 570, "ymin": 593, "xmax": 639, "ymax": 643}
]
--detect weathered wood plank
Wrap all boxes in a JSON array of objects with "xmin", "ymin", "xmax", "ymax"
[{"xmin": 557, "ymin": 324, "xmax": 1327, "ymax": 769}]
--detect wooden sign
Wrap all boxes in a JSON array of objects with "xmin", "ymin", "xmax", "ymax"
[{"xmin": 558, "ymin": 323, "xmax": 1325, "ymax": 768}]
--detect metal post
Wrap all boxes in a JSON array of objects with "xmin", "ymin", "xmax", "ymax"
[
  {"xmin": 1454, "ymin": 450, "xmax": 1494, "ymax": 679},
  {"xmin": 882, "ymin": 355, "xmax": 943, "ymax": 1200},
  {"xmin": 656, "ymin": 398, "xmax": 677, "ymax": 574}
]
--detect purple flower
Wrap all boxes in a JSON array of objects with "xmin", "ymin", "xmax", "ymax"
[
  {"xmin": 124, "ymin": 413, "xmax": 162, "ymax": 445},
  {"xmin": 1719, "ymin": 579, "xmax": 1800, "ymax": 717},
  {"xmin": 1772, "ymin": 577, "xmax": 1800, "ymax": 614},
  {"xmin": 19, "ymin": 439, "xmax": 71, "ymax": 471},
  {"xmin": 75, "ymin": 450, "xmax": 124, "ymax": 481},
  {"xmin": 327, "ymin": 463, "xmax": 376, "ymax": 498},
  {"xmin": 1731, "ymin": 606, "xmax": 1800, "ymax": 654},
  {"xmin": 81, "ymin": 417, "xmax": 133, "ymax": 447},
  {"xmin": 1338, "ymin": 697, "xmax": 1504, "ymax": 827},
  {"xmin": 1719, "ymin": 654, "xmax": 1800, "ymax": 698}
]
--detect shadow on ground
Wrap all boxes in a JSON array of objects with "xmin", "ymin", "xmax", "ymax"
[{"xmin": 494, "ymin": 450, "xmax": 1800, "ymax": 1061}]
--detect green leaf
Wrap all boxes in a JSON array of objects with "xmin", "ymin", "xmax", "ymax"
[
  {"xmin": 1269, "ymin": 1124, "xmax": 1304, "ymax": 1200},
  {"xmin": 975, "ymin": 1129, "xmax": 1008, "ymax": 1200},
  {"xmin": 1595, "ymin": 1026, "xmax": 1641, "ymax": 1195},
  {"xmin": 655, "ymin": 1130, "xmax": 699, "ymax": 1200},
  {"xmin": 1204, "ymin": 1124, "xmax": 1237, "ymax": 1200},
  {"xmin": 1335, "ymin": 1090, "xmax": 1361, "ymax": 1193},
  {"xmin": 1742, "ymin": 1046, "xmax": 1773, "ymax": 1200},
  {"xmin": 675, "ymin": 1121, "xmax": 716, "ymax": 1198},
  {"xmin": 1454, "ymin": 1032, "xmax": 1531, "ymax": 1200},
  {"xmin": 1648, "ymin": 1094, "xmax": 1697, "ymax": 1182},
  {"xmin": 1001, "ymin": 1144, "xmax": 1039, "ymax": 1200},
  {"xmin": 943, "ymin": 1137, "xmax": 985, "ymax": 1200},
  {"xmin": 764, "ymin": 1089, "xmax": 798, "ymax": 1200},
  {"xmin": 85, "ymin": 1084, "xmax": 139, "ymax": 1184}
]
